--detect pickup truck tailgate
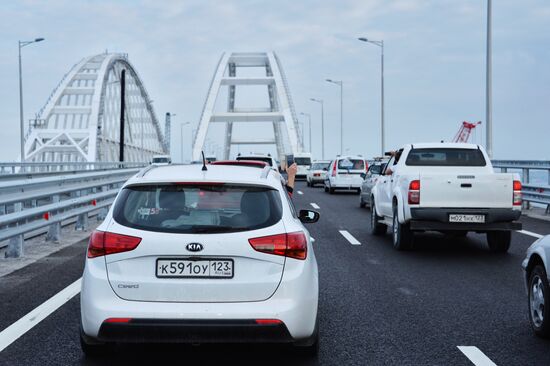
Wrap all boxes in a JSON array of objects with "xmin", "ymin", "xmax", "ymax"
[{"xmin": 419, "ymin": 173, "xmax": 514, "ymax": 208}]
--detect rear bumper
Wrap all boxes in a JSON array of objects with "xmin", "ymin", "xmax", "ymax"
[
  {"xmin": 97, "ymin": 319, "xmax": 293, "ymax": 344},
  {"xmin": 409, "ymin": 208, "xmax": 522, "ymax": 231}
]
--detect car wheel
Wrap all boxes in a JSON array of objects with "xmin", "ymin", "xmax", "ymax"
[
  {"xmin": 486, "ymin": 231, "xmax": 511, "ymax": 253},
  {"xmin": 80, "ymin": 328, "xmax": 109, "ymax": 358},
  {"xmin": 392, "ymin": 205, "xmax": 412, "ymax": 250},
  {"xmin": 360, "ymin": 197, "xmax": 366, "ymax": 208},
  {"xmin": 329, "ymin": 187, "xmax": 335, "ymax": 194},
  {"xmin": 529, "ymin": 265, "xmax": 550, "ymax": 338},
  {"xmin": 370, "ymin": 197, "xmax": 387, "ymax": 235},
  {"xmin": 306, "ymin": 180, "xmax": 311, "ymax": 187},
  {"xmin": 324, "ymin": 184, "xmax": 329, "ymax": 193}
]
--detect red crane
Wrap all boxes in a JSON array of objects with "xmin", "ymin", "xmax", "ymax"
[{"xmin": 453, "ymin": 121, "xmax": 482, "ymax": 143}]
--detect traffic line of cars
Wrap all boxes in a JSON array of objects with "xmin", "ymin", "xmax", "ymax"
[{"xmin": 304, "ymin": 143, "xmax": 550, "ymax": 339}]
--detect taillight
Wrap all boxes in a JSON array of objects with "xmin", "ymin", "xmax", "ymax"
[
  {"xmin": 513, "ymin": 180, "xmax": 522, "ymax": 206},
  {"xmin": 87, "ymin": 230, "xmax": 142, "ymax": 258},
  {"xmin": 104, "ymin": 318, "xmax": 132, "ymax": 324},
  {"xmin": 249, "ymin": 231, "xmax": 307, "ymax": 260},
  {"xmin": 255, "ymin": 319, "xmax": 282, "ymax": 325},
  {"xmin": 332, "ymin": 162, "xmax": 337, "ymax": 177},
  {"xmin": 408, "ymin": 180, "xmax": 420, "ymax": 204}
]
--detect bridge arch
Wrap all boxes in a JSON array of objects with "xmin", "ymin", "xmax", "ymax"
[{"xmin": 24, "ymin": 53, "xmax": 166, "ymax": 162}]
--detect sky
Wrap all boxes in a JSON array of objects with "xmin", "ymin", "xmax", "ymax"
[{"xmin": 0, "ymin": 0, "xmax": 549, "ymax": 162}]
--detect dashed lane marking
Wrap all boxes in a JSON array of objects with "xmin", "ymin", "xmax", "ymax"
[
  {"xmin": 0, "ymin": 278, "xmax": 82, "ymax": 353},
  {"xmin": 310, "ymin": 203, "xmax": 320, "ymax": 209},
  {"xmin": 517, "ymin": 230, "xmax": 544, "ymax": 239},
  {"xmin": 297, "ymin": 190, "xmax": 303, "ymax": 195},
  {"xmin": 339, "ymin": 230, "xmax": 361, "ymax": 245},
  {"xmin": 457, "ymin": 346, "xmax": 497, "ymax": 366}
]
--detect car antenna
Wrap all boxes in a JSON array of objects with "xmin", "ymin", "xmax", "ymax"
[{"xmin": 201, "ymin": 151, "xmax": 208, "ymax": 171}]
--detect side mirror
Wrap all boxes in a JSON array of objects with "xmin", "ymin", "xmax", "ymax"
[
  {"xmin": 299, "ymin": 209, "xmax": 320, "ymax": 224},
  {"xmin": 360, "ymin": 172, "xmax": 366, "ymax": 179}
]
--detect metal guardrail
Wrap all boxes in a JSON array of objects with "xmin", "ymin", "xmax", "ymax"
[
  {"xmin": 492, "ymin": 160, "xmax": 550, "ymax": 212},
  {"xmin": 0, "ymin": 167, "xmax": 141, "ymax": 258},
  {"xmin": 0, "ymin": 161, "xmax": 147, "ymax": 175}
]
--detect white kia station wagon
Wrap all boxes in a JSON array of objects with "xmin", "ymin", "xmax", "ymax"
[{"xmin": 80, "ymin": 162, "xmax": 320, "ymax": 356}]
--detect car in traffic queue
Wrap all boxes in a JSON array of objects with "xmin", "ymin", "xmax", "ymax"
[
  {"xmin": 293, "ymin": 152, "xmax": 312, "ymax": 179},
  {"xmin": 80, "ymin": 162, "xmax": 321, "ymax": 356},
  {"xmin": 369, "ymin": 143, "xmax": 522, "ymax": 251},
  {"xmin": 359, "ymin": 160, "xmax": 387, "ymax": 208},
  {"xmin": 306, "ymin": 160, "xmax": 331, "ymax": 187},
  {"xmin": 236, "ymin": 153, "xmax": 279, "ymax": 172},
  {"xmin": 522, "ymin": 235, "xmax": 550, "ymax": 338},
  {"xmin": 324, "ymin": 155, "xmax": 368, "ymax": 194},
  {"xmin": 151, "ymin": 155, "xmax": 172, "ymax": 165}
]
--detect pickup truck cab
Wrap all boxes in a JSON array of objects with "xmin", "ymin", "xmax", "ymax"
[{"xmin": 370, "ymin": 143, "xmax": 522, "ymax": 252}]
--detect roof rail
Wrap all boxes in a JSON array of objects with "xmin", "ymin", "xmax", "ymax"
[
  {"xmin": 260, "ymin": 166, "xmax": 271, "ymax": 179},
  {"xmin": 136, "ymin": 164, "xmax": 156, "ymax": 177}
]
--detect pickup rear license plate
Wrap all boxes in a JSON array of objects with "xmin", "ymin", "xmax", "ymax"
[
  {"xmin": 156, "ymin": 258, "xmax": 233, "ymax": 278},
  {"xmin": 448, "ymin": 214, "xmax": 486, "ymax": 223}
]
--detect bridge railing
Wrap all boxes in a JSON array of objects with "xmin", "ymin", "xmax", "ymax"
[
  {"xmin": 0, "ymin": 161, "xmax": 147, "ymax": 177},
  {"xmin": 492, "ymin": 160, "xmax": 550, "ymax": 212},
  {"xmin": 0, "ymin": 167, "xmax": 142, "ymax": 258}
]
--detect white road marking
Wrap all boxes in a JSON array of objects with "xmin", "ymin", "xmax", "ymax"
[
  {"xmin": 339, "ymin": 230, "xmax": 361, "ymax": 245},
  {"xmin": 517, "ymin": 230, "xmax": 544, "ymax": 239},
  {"xmin": 0, "ymin": 278, "xmax": 81, "ymax": 353},
  {"xmin": 310, "ymin": 203, "xmax": 320, "ymax": 209},
  {"xmin": 457, "ymin": 346, "xmax": 497, "ymax": 366},
  {"xmin": 297, "ymin": 190, "xmax": 303, "ymax": 195}
]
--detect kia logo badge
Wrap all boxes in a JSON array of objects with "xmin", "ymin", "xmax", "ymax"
[{"xmin": 186, "ymin": 243, "xmax": 204, "ymax": 252}]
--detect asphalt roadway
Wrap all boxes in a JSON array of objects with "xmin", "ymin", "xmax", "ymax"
[{"xmin": 1, "ymin": 181, "xmax": 549, "ymax": 366}]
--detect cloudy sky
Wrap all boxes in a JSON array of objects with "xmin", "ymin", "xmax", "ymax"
[{"xmin": 1, "ymin": 0, "xmax": 549, "ymax": 162}]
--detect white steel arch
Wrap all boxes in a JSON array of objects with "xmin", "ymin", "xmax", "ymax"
[
  {"xmin": 24, "ymin": 53, "xmax": 166, "ymax": 162},
  {"xmin": 192, "ymin": 51, "xmax": 303, "ymax": 161}
]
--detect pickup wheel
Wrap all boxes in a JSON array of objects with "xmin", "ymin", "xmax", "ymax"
[
  {"xmin": 392, "ymin": 206, "xmax": 412, "ymax": 250},
  {"xmin": 370, "ymin": 197, "xmax": 387, "ymax": 235},
  {"xmin": 329, "ymin": 187, "xmax": 335, "ymax": 194},
  {"xmin": 324, "ymin": 185, "xmax": 329, "ymax": 193},
  {"xmin": 486, "ymin": 231, "xmax": 511, "ymax": 253},
  {"xmin": 528, "ymin": 265, "xmax": 550, "ymax": 338}
]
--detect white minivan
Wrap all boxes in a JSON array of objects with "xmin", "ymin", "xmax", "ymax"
[
  {"xmin": 324, "ymin": 156, "xmax": 368, "ymax": 194},
  {"xmin": 293, "ymin": 153, "xmax": 312, "ymax": 179}
]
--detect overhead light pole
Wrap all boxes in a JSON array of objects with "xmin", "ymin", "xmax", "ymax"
[
  {"xmin": 358, "ymin": 37, "xmax": 385, "ymax": 155},
  {"xmin": 310, "ymin": 98, "xmax": 325, "ymax": 159},
  {"xmin": 326, "ymin": 79, "xmax": 343, "ymax": 155},
  {"xmin": 300, "ymin": 112, "xmax": 312, "ymax": 153},
  {"xmin": 180, "ymin": 121, "xmax": 190, "ymax": 163},
  {"xmin": 18, "ymin": 37, "xmax": 45, "ymax": 162},
  {"xmin": 485, "ymin": 0, "xmax": 493, "ymax": 158}
]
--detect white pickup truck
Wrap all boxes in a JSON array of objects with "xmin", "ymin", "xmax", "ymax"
[{"xmin": 370, "ymin": 143, "xmax": 522, "ymax": 252}]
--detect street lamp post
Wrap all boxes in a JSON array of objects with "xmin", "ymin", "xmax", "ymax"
[
  {"xmin": 326, "ymin": 79, "xmax": 343, "ymax": 155},
  {"xmin": 486, "ymin": 0, "xmax": 493, "ymax": 158},
  {"xmin": 358, "ymin": 37, "xmax": 385, "ymax": 155},
  {"xmin": 310, "ymin": 98, "xmax": 325, "ymax": 159},
  {"xmin": 300, "ymin": 112, "xmax": 312, "ymax": 153},
  {"xmin": 180, "ymin": 121, "xmax": 190, "ymax": 162},
  {"xmin": 18, "ymin": 37, "xmax": 45, "ymax": 162}
]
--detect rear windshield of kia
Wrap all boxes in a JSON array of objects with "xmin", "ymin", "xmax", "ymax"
[
  {"xmin": 405, "ymin": 148, "xmax": 486, "ymax": 166},
  {"xmin": 338, "ymin": 159, "xmax": 365, "ymax": 170},
  {"xmin": 113, "ymin": 184, "xmax": 283, "ymax": 233}
]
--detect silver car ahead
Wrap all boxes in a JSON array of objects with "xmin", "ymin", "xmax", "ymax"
[
  {"xmin": 522, "ymin": 235, "xmax": 550, "ymax": 338},
  {"xmin": 359, "ymin": 163, "xmax": 386, "ymax": 208}
]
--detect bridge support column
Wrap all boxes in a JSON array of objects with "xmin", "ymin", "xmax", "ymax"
[{"xmin": 5, "ymin": 203, "xmax": 23, "ymax": 258}]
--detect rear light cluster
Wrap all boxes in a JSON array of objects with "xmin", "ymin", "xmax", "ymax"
[
  {"xmin": 332, "ymin": 162, "xmax": 337, "ymax": 177},
  {"xmin": 248, "ymin": 231, "xmax": 307, "ymax": 260},
  {"xmin": 87, "ymin": 230, "xmax": 142, "ymax": 258},
  {"xmin": 513, "ymin": 180, "xmax": 522, "ymax": 206},
  {"xmin": 408, "ymin": 180, "xmax": 421, "ymax": 205}
]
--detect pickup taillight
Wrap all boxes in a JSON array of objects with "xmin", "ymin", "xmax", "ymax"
[
  {"xmin": 513, "ymin": 180, "xmax": 522, "ymax": 206},
  {"xmin": 408, "ymin": 180, "xmax": 420, "ymax": 205}
]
